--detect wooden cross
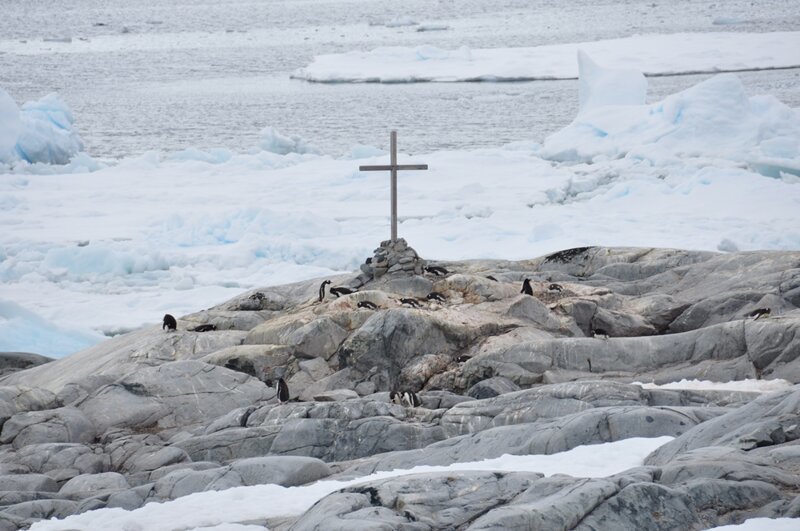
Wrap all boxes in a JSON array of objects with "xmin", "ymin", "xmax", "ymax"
[{"xmin": 359, "ymin": 131, "xmax": 428, "ymax": 242}]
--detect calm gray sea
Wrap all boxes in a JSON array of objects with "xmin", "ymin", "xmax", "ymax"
[{"xmin": 1, "ymin": 0, "xmax": 798, "ymax": 158}]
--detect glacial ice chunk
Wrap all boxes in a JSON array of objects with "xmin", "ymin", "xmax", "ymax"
[
  {"xmin": 0, "ymin": 88, "xmax": 22, "ymax": 163},
  {"xmin": 578, "ymin": 50, "xmax": 647, "ymax": 114}
]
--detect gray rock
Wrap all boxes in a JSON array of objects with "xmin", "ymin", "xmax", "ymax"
[
  {"xmin": 313, "ymin": 389, "xmax": 359, "ymax": 402},
  {"xmin": 15, "ymin": 443, "xmax": 108, "ymax": 476},
  {"xmin": 75, "ymin": 360, "xmax": 270, "ymax": 433},
  {"xmin": 59, "ymin": 471, "xmax": 130, "ymax": 498},
  {"xmin": 291, "ymin": 471, "xmax": 540, "ymax": 531},
  {"xmin": 173, "ymin": 426, "xmax": 280, "ymax": 462},
  {"xmin": 0, "ymin": 474, "xmax": 58, "ymax": 492},
  {"xmin": 151, "ymin": 466, "xmax": 243, "ymax": 501},
  {"xmin": 467, "ymin": 376, "xmax": 521, "ymax": 399},
  {"xmin": 0, "ymin": 386, "xmax": 58, "ymax": 430},
  {"xmin": 229, "ymin": 456, "xmax": 331, "ymax": 486},
  {"xmin": 646, "ymin": 384, "xmax": 800, "ymax": 465},
  {"xmin": 0, "ymin": 352, "xmax": 53, "ymax": 378},
  {"xmin": 0, "ymin": 407, "xmax": 96, "ymax": 449},
  {"xmin": 0, "ymin": 499, "xmax": 78, "ymax": 521}
]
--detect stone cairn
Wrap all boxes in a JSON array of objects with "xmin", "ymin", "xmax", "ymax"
[{"xmin": 360, "ymin": 238, "xmax": 426, "ymax": 280}]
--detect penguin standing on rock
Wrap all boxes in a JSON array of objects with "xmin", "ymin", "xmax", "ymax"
[
  {"xmin": 521, "ymin": 279, "xmax": 533, "ymax": 296},
  {"xmin": 276, "ymin": 377, "xmax": 290, "ymax": 403},
  {"xmin": 357, "ymin": 301, "xmax": 378, "ymax": 310},
  {"xmin": 319, "ymin": 280, "xmax": 331, "ymax": 302},
  {"xmin": 592, "ymin": 328, "xmax": 610, "ymax": 339},
  {"xmin": 163, "ymin": 314, "xmax": 177, "ymax": 332}
]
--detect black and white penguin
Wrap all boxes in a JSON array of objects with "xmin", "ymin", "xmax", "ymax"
[
  {"xmin": 319, "ymin": 280, "xmax": 332, "ymax": 302},
  {"xmin": 190, "ymin": 324, "xmax": 216, "ymax": 332},
  {"xmin": 426, "ymin": 292, "xmax": 446, "ymax": 303},
  {"xmin": 249, "ymin": 292, "xmax": 265, "ymax": 301},
  {"xmin": 400, "ymin": 297, "xmax": 422, "ymax": 308},
  {"xmin": 592, "ymin": 328, "xmax": 610, "ymax": 339},
  {"xmin": 748, "ymin": 308, "xmax": 771, "ymax": 320},
  {"xmin": 357, "ymin": 300, "xmax": 378, "ymax": 310},
  {"xmin": 455, "ymin": 355, "xmax": 471, "ymax": 363},
  {"xmin": 163, "ymin": 314, "xmax": 177, "ymax": 331},
  {"xmin": 402, "ymin": 390, "xmax": 421, "ymax": 407},
  {"xmin": 486, "ymin": 275, "xmax": 498, "ymax": 282},
  {"xmin": 329, "ymin": 286, "xmax": 356, "ymax": 298},
  {"xmin": 276, "ymin": 377, "xmax": 290, "ymax": 403},
  {"xmin": 548, "ymin": 283, "xmax": 563, "ymax": 292},
  {"xmin": 424, "ymin": 265, "xmax": 449, "ymax": 276},
  {"xmin": 521, "ymin": 278, "xmax": 533, "ymax": 296},
  {"xmin": 390, "ymin": 390, "xmax": 420, "ymax": 407}
]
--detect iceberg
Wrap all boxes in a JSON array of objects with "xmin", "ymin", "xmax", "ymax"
[
  {"xmin": 577, "ymin": 51, "xmax": 647, "ymax": 114},
  {"xmin": 0, "ymin": 89, "xmax": 86, "ymax": 166}
]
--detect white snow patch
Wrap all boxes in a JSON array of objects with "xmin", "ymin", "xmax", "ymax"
[
  {"xmin": 29, "ymin": 436, "xmax": 672, "ymax": 531},
  {"xmin": 634, "ymin": 379, "xmax": 795, "ymax": 394},
  {"xmin": 705, "ymin": 518, "xmax": 800, "ymax": 530}
]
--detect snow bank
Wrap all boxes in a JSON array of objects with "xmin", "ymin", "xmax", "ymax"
[
  {"xmin": 292, "ymin": 32, "xmax": 800, "ymax": 83},
  {"xmin": 540, "ymin": 73, "xmax": 800, "ymax": 175},
  {"xmin": 634, "ymin": 379, "xmax": 794, "ymax": 394},
  {"xmin": 706, "ymin": 518, "xmax": 800, "ymax": 531},
  {"xmin": 0, "ymin": 90, "xmax": 86, "ymax": 166},
  {"xmin": 30, "ymin": 437, "xmax": 672, "ymax": 531}
]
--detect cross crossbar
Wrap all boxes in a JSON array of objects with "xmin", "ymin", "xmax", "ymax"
[{"xmin": 359, "ymin": 131, "xmax": 428, "ymax": 242}]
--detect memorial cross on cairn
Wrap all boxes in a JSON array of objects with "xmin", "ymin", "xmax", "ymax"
[{"xmin": 359, "ymin": 131, "xmax": 428, "ymax": 242}]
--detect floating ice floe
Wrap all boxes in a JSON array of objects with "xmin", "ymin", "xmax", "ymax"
[{"xmin": 292, "ymin": 31, "xmax": 800, "ymax": 83}]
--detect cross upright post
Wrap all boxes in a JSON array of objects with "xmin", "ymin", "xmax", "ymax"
[{"xmin": 359, "ymin": 131, "xmax": 428, "ymax": 242}]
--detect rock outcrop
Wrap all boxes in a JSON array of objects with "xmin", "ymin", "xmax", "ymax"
[{"xmin": 0, "ymin": 246, "xmax": 798, "ymax": 529}]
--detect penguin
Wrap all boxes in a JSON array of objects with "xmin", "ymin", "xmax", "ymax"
[
  {"xmin": 330, "ymin": 286, "xmax": 356, "ymax": 298},
  {"xmin": 365, "ymin": 257, "xmax": 373, "ymax": 265},
  {"xmin": 748, "ymin": 308, "xmax": 771, "ymax": 320},
  {"xmin": 389, "ymin": 390, "xmax": 401, "ymax": 405},
  {"xmin": 190, "ymin": 324, "xmax": 216, "ymax": 332},
  {"xmin": 276, "ymin": 377, "xmax": 290, "ymax": 403},
  {"xmin": 426, "ymin": 292, "xmax": 446, "ymax": 303},
  {"xmin": 521, "ymin": 279, "xmax": 533, "ymax": 296},
  {"xmin": 357, "ymin": 300, "xmax": 378, "ymax": 310},
  {"xmin": 390, "ymin": 390, "xmax": 420, "ymax": 407},
  {"xmin": 486, "ymin": 275, "xmax": 498, "ymax": 282},
  {"xmin": 163, "ymin": 314, "xmax": 177, "ymax": 332},
  {"xmin": 319, "ymin": 280, "xmax": 332, "ymax": 302},
  {"xmin": 424, "ymin": 265, "xmax": 449, "ymax": 276},
  {"xmin": 548, "ymin": 283, "xmax": 563, "ymax": 292},
  {"xmin": 400, "ymin": 298, "xmax": 422, "ymax": 308},
  {"xmin": 455, "ymin": 355, "xmax": 471, "ymax": 363},
  {"xmin": 402, "ymin": 390, "xmax": 421, "ymax": 407},
  {"xmin": 249, "ymin": 292, "xmax": 265, "ymax": 301},
  {"xmin": 592, "ymin": 328, "xmax": 610, "ymax": 339},
  {"xmin": 587, "ymin": 358, "xmax": 592, "ymax": 372}
]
